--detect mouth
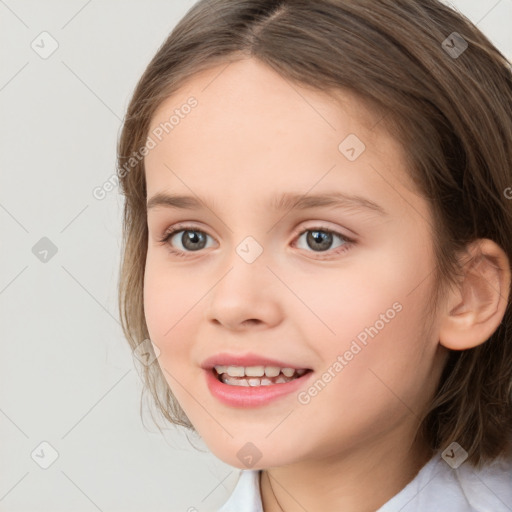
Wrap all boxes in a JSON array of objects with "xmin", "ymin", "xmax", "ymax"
[
  {"xmin": 212, "ymin": 365, "xmax": 313, "ymax": 387},
  {"xmin": 203, "ymin": 357, "xmax": 315, "ymax": 407}
]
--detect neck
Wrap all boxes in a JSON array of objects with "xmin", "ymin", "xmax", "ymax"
[{"xmin": 259, "ymin": 428, "xmax": 433, "ymax": 512}]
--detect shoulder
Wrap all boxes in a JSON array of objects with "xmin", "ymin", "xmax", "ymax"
[
  {"xmin": 377, "ymin": 449, "xmax": 512, "ymax": 512},
  {"xmin": 217, "ymin": 470, "xmax": 263, "ymax": 512}
]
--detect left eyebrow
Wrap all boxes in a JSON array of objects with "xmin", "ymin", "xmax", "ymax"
[
  {"xmin": 147, "ymin": 191, "xmax": 388, "ymax": 217},
  {"xmin": 270, "ymin": 191, "xmax": 388, "ymax": 216}
]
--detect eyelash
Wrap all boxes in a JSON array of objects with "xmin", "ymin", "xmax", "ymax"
[{"xmin": 157, "ymin": 223, "xmax": 355, "ymax": 259}]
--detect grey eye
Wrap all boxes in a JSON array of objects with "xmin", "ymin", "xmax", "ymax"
[
  {"xmin": 296, "ymin": 229, "xmax": 348, "ymax": 252},
  {"xmin": 170, "ymin": 230, "xmax": 211, "ymax": 251}
]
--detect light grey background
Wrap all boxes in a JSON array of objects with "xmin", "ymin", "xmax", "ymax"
[{"xmin": 1, "ymin": 1, "xmax": 511, "ymax": 511}]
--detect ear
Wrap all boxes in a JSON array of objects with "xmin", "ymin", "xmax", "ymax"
[{"xmin": 439, "ymin": 238, "xmax": 511, "ymax": 350}]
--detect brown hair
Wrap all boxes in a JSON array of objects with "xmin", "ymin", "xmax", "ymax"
[{"xmin": 116, "ymin": 0, "xmax": 512, "ymax": 468}]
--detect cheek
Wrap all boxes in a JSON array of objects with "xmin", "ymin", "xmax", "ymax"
[
  {"xmin": 143, "ymin": 254, "xmax": 197, "ymax": 360},
  {"xmin": 288, "ymin": 251, "xmax": 424, "ymax": 352},
  {"xmin": 312, "ymin": 283, "xmax": 437, "ymax": 432},
  {"xmin": 143, "ymin": 256, "xmax": 205, "ymax": 413}
]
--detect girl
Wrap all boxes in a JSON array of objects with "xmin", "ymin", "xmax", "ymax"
[{"xmin": 117, "ymin": 1, "xmax": 512, "ymax": 510}]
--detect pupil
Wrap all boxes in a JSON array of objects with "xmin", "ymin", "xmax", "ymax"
[
  {"xmin": 308, "ymin": 230, "xmax": 332, "ymax": 251},
  {"xmin": 183, "ymin": 231, "xmax": 206, "ymax": 250}
]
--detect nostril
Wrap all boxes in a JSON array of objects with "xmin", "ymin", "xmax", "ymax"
[{"xmin": 242, "ymin": 319, "xmax": 260, "ymax": 326}]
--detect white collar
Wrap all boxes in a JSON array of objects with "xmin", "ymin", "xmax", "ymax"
[{"xmin": 216, "ymin": 450, "xmax": 512, "ymax": 512}]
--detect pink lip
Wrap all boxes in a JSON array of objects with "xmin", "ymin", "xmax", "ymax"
[
  {"xmin": 200, "ymin": 352, "xmax": 311, "ymax": 370},
  {"xmin": 204, "ymin": 367, "xmax": 314, "ymax": 408}
]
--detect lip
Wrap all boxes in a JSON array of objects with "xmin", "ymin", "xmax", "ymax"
[
  {"xmin": 204, "ymin": 367, "xmax": 314, "ymax": 408},
  {"xmin": 200, "ymin": 352, "xmax": 311, "ymax": 370}
]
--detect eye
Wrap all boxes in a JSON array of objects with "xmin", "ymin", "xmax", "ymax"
[
  {"xmin": 292, "ymin": 226, "xmax": 354, "ymax": 257},
  {"xmin": 158, "ymin": 224, "xmax": 214, "ymax": 256}
]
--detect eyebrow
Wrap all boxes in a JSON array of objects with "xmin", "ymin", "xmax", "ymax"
[{"xmin": 146, "ymin": 191, "xmax": 388, "ymax": 216}]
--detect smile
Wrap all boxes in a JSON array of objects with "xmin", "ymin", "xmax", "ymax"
[
  {"xmin": 205, "ymin": 366, "xmax": 314, "ymax": 407},
  {"xmin": 214, "ymin": 365, "xmax": 309, "ymax": 386}
]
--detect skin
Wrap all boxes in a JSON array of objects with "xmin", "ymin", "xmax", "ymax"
[{"xmin": 142, "ymin": 57, "xmax": 510, "ymax": 511}]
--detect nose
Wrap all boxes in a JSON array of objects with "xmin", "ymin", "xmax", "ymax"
[{"xmin": 204, "ymin": 248, "xmax": 284, "ymax": 331}]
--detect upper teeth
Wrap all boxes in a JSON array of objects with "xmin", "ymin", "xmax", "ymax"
[{"xmin": 214, "ymin": 365, "xmax": 306, "ymax": 378}]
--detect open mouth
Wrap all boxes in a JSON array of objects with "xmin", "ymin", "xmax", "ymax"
[{"xmin": 213, "ymin": 365, "xmax": 313, "ymax": 387}]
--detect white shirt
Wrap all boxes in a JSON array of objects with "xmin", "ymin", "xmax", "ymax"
[{"xmin": 217, "ymin": 449, "xmax": 512, "ymax": 511}]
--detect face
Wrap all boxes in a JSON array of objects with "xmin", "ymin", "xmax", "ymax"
[{"xmin": 143, "ymin": 57, "xmax": 449, "ymax": 469}]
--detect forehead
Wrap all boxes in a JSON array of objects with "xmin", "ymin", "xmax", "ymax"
[
  {"xmin": 144, "ymin": 57, "xmax": 421, "ymax": 215},
  {"xmin": 152, "ymin": 57, "xmax": 383, "ymax": 123},
  {"xmin": 148, "ymin": 58, "xmax": 387, "ymax": 148}
]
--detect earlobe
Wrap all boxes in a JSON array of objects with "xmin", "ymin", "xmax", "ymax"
[{"xmin": 439, "ymin": 239, "xmax": 511, "ymax": 351}]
